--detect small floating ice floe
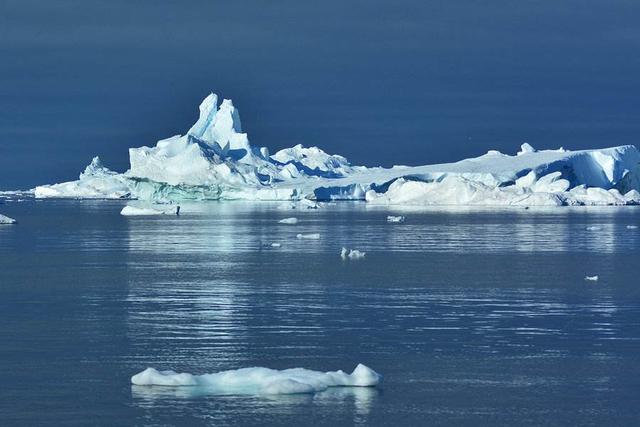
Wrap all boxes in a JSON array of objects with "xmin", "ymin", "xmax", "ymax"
[
  {"xmin": 131, "ymin": 364, "xmax": 381, "ymax": 395},
  {"xmin": 271, "ymin": 243, "xmax": 282, "ymax": 247},
  {"xmin": 341, "ymin": 247, "xmax": 366, "ymax": 260},
  {"xmin": 120, "ymin": 206, "xmax": 167, "ymax": 216},
  {"xmin": 300, "ymin": 198, "xmax": 319, "ymax": 209},
  {"xmin": 627, "ymin": 225, "xmax": 638, "ymax": 230},
  {"xmin": 585, "ymin": 226, "xmax": 601, "ymax": 231},
  {"xmin": 386, "ymin": 215, "xmax": 405, "ymax": 223},
  {"xmin": 297, "ymin": 233, "xmax": 320, "ymax": 240},
  {"xmin": 278, "ymin": 217, "xmax": 298, "ymax": 224},
  {"xmin": 584, "ymin": 275, "xmax": 599, "ymax": 282},
  {"xmin": 0, "ymin": 213, "xmax": 16, "ymax": 224}
]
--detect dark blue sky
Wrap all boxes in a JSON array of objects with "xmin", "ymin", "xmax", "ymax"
[{"xmin": 1, "ymin": 0, "xmax": 640, "ymax": 189}]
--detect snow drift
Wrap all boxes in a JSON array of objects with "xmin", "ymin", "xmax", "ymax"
[
  {"xmin": 131, "ymin": 364, "xmax": 381, "ymax": 395},
  {"xmin": 34, "ymin": 92, "xmax": 640, "ymax": 206}
]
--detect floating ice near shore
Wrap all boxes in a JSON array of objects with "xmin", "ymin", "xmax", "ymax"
[
  {"xmin": 386, "ymin": 215, "xmax": 405, "ymax": 223},
  {"xmin": 34, "ymin": 92, "xmax": 640, "ymax": 207},
  {"xmin": 131, "ymin": 364, "xmax": 381, "ymax": 395},
  {"xmin": 0, "ymin": 213, "xmax": 16, "ymax": 224},
  {"xmin": 585, "ymin": 275, "xmax": 599, "ymax": 281},
  {"xmin": 278, "ymin": 217, "xmax": 298, "ymax": 224},
  {"xmin": 627, "ymin": 225, "xmax": 638, "ymax": 229},
  {"xmin": 341, "ymin": 247, "xmax": 366, "ymax": 260}
]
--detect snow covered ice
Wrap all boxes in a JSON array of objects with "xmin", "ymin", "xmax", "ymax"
[
  {"xmin": 131, "ymin": 364, "xmax": 381, "ymax": 395},
  {"xmin": 585, "ymin": 275, "xmax": 599, "ymax": 281},
  {"xmin": 0, "ymin": 213, "xmax": 16, "ymax": 224},
  {"xmin": 34, "ymin": 93, "xmax": 640, "ymax": 207}
]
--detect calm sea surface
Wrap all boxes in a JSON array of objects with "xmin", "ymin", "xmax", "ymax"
[{"xmin": 1, "ymin": 199, "xmax": 639, "ymax": 426}]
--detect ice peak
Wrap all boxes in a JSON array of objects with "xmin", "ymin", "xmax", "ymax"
[
  {"xmin": 517, "ymin": 142, "xmax": 536, "ymax": 156},
  {"xmin": 187, "ymin": 93, "xmax": 245, "ymax": 152}
]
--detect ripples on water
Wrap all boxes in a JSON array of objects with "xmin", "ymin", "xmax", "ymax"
[{"xmin": 0, "ymin": 200, "xmax": 639, "ymax": 426}]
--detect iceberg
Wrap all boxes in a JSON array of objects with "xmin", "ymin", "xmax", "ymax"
[
  {"xmin": 278, "ymin": 217, "xmax": 298, "ymax": 224},
  {"xmin": 341, "ymin": 247, "xmax": 366, "ymax": 260},
  {"xmin": 585, "ymin": 275, "xmax": 599, "ymax": 281},
  {"xmin": 296, "ymin": 233, "xmax": 320, "ymax": 240},
  {"xmin": 0, "ymin": 213, "xmax": 16, "ymax": 224},
  {"xmin": 386, "ymin": 215, "xmax": 405, "ymax": 223},
  {"xmin": 120, "ymin": 205, "xmax": 168, "ymax": 216},
  {"xmin": 34, "ymin": 93, "xmax": 640, "ymax": 207},
  {"xmin": 131, "ymin": 364, "xmax": 381, "ymax": 395}
]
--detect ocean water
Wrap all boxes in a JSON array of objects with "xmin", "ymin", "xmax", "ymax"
[{"xmin": 1, "ymin": 199, "xmax": 639, "ymax": 426}]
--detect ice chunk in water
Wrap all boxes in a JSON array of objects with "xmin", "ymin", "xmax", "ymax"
[
  {"xmin": 120, "ymin": 206, "xmax": 166, "ymax": 216},
  {"xmin": 278, "ymin": 217, "xmax": 298, "ymax": 224},
  {"xmin": 584, "ymin": 275, "xmax": 599, "ymax": 281},
  {"xmin": 297, "ymin": 233, "xmax": 320, "ymax": 239},
  {"xmin": 386, "ymin": 215, "xmax": 405, "ymax": 223},
  {"xmin": 131, "ymin": 364, "xmax": 381, "ymax": 395},
  {"xmin": 341, "ymin": 247, "xmax": 366, "ymax": 260},
  {"xmin": 0, "ymin": 213, "xmax": 16, "ymax": 224}
]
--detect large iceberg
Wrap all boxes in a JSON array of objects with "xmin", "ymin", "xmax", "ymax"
[{"xmin": 34, "ymin": 92, "xmax": 640, "ymax": 206}]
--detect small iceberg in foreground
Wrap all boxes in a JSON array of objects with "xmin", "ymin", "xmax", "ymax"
[
  {"xmin": 131, "ymin": 364, "xmax": 381, "ymax": 395},
  {"xmin": 585, "ymin": 275, "xmax": 599, "ymax": 281},
  {"xmin": 0, "ymin": 213, "xmax": 16, "ymax": 224}
]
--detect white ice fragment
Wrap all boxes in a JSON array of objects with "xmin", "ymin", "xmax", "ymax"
[
  {"xmin": 627, "ymin": 225, "xmax": 638, "ymax": 229},
  {"xmin": 341, "ymin": 247, "xmax": 366, "ymax": 259},
  {"xmin": 131, "ymin": 364, "xmax": 381, "ymax": 395},
  {"xmin": 300, "ymin": 198, "xmax": 319, "ymax": 209},
  {"xmin": 585, "ymin": 226, "xmax": 601, "ymax": 231},
  {"xmin": 0, "ymin": 213, "xmax": 16, "ymax": 224},
  {"xmin": 517, "ymin": 142, "xmax": 536, "ymax": 156},
  {"xmin": 386, "ymin": 215, "xmax": 405, "ymax": 223},
  {"xmin": 120, "ymin": 206, "xmax": 166, "ymax": 216},
  {"xmin": 584, "ymin": 275, "xmax": 599, "ymax": 281},
  {"xmin": 271, "ymin": 243, "xmax": 282, "ymax": 247},
  {"xmin": 297, "ymin": 233, "xmax": 320, "ymax": 239},
  {"xmin": 278, "ymin": 217, "xmax": 298, "ymax": 224}
]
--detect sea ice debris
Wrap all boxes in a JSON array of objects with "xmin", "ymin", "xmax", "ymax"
[
  {"xmin": 120, "ymin": 206, "xmax": 166, "ymax": 216},
  {"xmin": 278, "ymin": 217, "xmax": 298, "ymax": 224},
  {"xmin": 341, "ymin": 247, "xmax": 366, "ymax": 259},
  {"xmin": 386, "ymin": 215, "xmax": 405, "ymax": 223},
  {"xmin": 296, "ymin": 233, "xmax": 320, "ymax": 239},
  {"xmin": 584, "ymin": 275, "xmax": 599, "ymax": 281},
  {"xmin": 0, "ymin": 213, "xmax": 16, "ymax": 224}
]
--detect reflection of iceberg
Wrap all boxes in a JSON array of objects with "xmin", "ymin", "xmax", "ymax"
[
  {"xmin": 131, "ymin": 364, "xmax": 381, "ymax": 395},
  {"xmin": 34, "ymin": 92, "xmax": 640, "ymax": 206}
]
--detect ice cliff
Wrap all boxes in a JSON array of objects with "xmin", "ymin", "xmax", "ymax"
[{"xmin": 34, "ymin": 92, "xmax": 640, "ymax": 206}]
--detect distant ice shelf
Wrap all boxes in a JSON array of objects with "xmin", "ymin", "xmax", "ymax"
[{"xmin": 33, "ymin": 92, "xmax": 640, "ymax": 206}]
